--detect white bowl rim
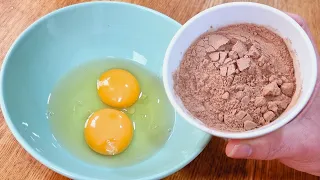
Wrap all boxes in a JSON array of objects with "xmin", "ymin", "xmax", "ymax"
[
  {"xmin": 0, "ymin": 1, "xmax": 211, "ymax": 180},
  {"xmin": 163, "ymin": 2, "xmax": 318, "ymax": 139}
]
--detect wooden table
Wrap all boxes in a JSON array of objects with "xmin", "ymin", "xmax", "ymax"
[{"xmin": 0, "ymin": 0, "xmax": 319, "ymax": 179}]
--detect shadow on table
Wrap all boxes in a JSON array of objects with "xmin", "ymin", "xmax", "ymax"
[{"xmin": 166, "ymin": 136, "xmax": 251, "ymax": 180}]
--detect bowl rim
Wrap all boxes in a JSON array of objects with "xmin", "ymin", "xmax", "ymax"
[
  {"xmin": 163, "ymin": 2, "xmax": 318, "ymax": 139},
  {"xmin": 0, "ymin": 1, "xmax": 211, "ymax": 180}
]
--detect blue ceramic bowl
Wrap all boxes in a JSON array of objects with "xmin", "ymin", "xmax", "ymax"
[{"xmin": 0, "ymin": 2, "xmax": 211, "ymax": 180}]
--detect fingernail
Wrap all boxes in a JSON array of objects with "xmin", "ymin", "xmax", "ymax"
[{"xmin": 227, "ymin": 144, "xmax": 252, "ymax": 158}]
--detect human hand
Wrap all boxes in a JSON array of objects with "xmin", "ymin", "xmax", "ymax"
[{"xmin": 225, "ymin": 13, "xmax": 320, "ymax": 176}]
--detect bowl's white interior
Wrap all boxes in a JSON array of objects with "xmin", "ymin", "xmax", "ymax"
[{"xmin": 163, "ymin": 2, "xmax": 317, "ymax": 139}]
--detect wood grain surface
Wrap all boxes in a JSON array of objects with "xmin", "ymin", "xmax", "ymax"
[{"xmin": 0, "ymin": 0, "xmax": 319, "ymax": 179}]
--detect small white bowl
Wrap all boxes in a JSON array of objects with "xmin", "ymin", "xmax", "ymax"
[{"xmin": 163, "ymin": 2, "xmax": 318, "ymax": 139}]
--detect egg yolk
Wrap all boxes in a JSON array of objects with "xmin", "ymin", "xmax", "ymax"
[
  {"xmin": 97, "ymin": 69, "xmax": 140, "ymax": 108},
  {"xmin": 84, "ymin": 108, "xmax": 133, "ymax": 155}
]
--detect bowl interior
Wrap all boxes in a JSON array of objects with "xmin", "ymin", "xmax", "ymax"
[
  {"xmin": 163, "ymin": 2, "xmax": 317, "ymax": 139},
  {"xmin": 0, "ymin": 2, "xmax": 211, "ymax": 180}
]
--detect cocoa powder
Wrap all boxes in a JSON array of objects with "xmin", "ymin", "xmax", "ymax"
[{"xmin": 173, "ymin": 23, "xmax": 296, "ymax": 132}]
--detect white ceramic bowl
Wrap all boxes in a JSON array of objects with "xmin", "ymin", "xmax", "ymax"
[{"xmin": 163, "ymin": 2, "xmax": 318, "ymax": 139}]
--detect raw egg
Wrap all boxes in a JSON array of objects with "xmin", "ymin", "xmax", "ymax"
[
  {"xmin": 97, "ymin": 69, "xmax": 140, "ymax": 108},
  {"xmin": 84, "ymin": 108, "xmax": 133, "ymax": 155}
]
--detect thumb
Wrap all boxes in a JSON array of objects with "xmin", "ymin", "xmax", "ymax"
[{"xmin": 225, "ymin": 120, "xmax": 308, "ymax": 160}]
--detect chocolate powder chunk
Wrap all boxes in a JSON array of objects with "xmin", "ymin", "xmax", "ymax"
[
  {"xmin": 262, "ymin": 82, "xmax": 281, "ymax": 96},
  {"xmin": 173, "ymin": 23, "xmax": 296, "ymax": 132},
  {"xmin": 228, "ymin": 51, "xmax": 239, "ymax": 60},
  {"xmin": 237, "ymin": 57, "xmax": 251, "ymax": 71},
  {"xmin": 244, "ymin": 120, "xmax": 258, "ymax": 130},
  {"xmin": 209, "ymin": 52, "xmax": 220, "ymax": 61},
  {"xmin": 232, "ymin": 41, "xmax": 247, "ymax": 57},
  {"xmin": 281, "ymin": 83, "xmax": 295, "ymax": 96}
]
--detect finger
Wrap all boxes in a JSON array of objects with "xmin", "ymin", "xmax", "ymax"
[{"xmin": 225, "ymin": 120, "xmax": 311, "ymax": 160}]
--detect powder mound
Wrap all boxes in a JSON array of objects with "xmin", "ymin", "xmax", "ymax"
[{"xmin": 173, "ymin": 23, "xmax": 296, "ymax": 132}]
